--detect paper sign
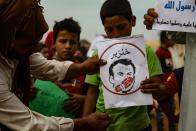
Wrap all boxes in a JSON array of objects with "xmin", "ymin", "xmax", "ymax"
[
  {"xmin": 96, "ymin": 35, "xmax": 152, "ymax": 109},
  {"xmin": 87, "ymin": 35, "xmax": 105, "ymax": 57},
  {"xmin": 153, "ymin": 0, "xmax": 196, "ymax": 32}
]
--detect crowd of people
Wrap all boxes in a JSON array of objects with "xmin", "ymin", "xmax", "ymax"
[{"xmin": 0, "ymin": 0, "xmax": 184, "ymax": 131}]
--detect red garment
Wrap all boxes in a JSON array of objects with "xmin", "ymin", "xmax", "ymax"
[
  {"xmin": 55, "ymin": 75, "xmax": 86, "ymax": 117},
  {"xmin": 44, "ymin": 31, "xmax": 54, "ymax": 59},
  {"xmin": 156, "ymin": 47, "xmax": 178, "ymax": 96},
  {"xmin": 156, "ymin": 47, "xmax": 172, "ymax": 60},
  {"xmin": 156, "ymin": 47, "xmax": 173, "ymax": 73},
  {"xmin": 159, "ymin": 72, "xmax": 179, "ymax": 123},
  {"xmin": 55, "ymin": 75, "xmax": 85, "ymax": 95},
  {"xmin": 163, "ymin": 72, "xmax": 179, "ymax": 96},
  {"xmin": 45, "ymin": 31, "xmax": 53, "ymax": 49}
]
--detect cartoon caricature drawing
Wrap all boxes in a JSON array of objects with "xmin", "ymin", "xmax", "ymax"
[
  {"xmin": 97, "ymin": 35, "xmax": 152, "ymax": 109},
  {"xmin": 109, "ymin": 59, "xmax": 136, "ymax": 94}
]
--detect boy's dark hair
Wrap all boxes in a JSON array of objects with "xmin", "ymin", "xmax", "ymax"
[
  {"xmin": 100, "ymin": 0, "xmax": 133, "ymax": 25},
  {"xmin": 53, "ymin": 17, "xmax": 81, "ymax": 43},
  {"xmin": 160, "ymin": 31, "xmax": 168, "ymax": 44},
  {"xmin": 109, "ymin": 59, "xmax": 136, "ymax": 78}
]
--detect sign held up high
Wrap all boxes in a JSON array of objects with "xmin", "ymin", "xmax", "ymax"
[{"xmin": 153, "ymin": 0, "xmax": 196, "ymax": 32}]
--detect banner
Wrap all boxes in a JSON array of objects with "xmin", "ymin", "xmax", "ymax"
[{"xmin": 153, "ymin": 0, "xmax": 196, "ymax": 32}]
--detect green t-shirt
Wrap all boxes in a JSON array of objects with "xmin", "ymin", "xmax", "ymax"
[
  {"xmin": 85, "ymin": 45, "xmax": 162, "ymax": 131},
  {"xmin": 29, "ymin": 80, "xmax": 75, "ymax": 118}
]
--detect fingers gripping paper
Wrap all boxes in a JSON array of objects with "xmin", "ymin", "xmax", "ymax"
[{"xmin": 97, "ymin": 35, "xmax": 153, "ymax": 109}]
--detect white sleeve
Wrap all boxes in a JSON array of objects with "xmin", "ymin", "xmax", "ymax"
[
  {"xmin": 0, "ymin": 65, "xmax": 74, "ymax": 131},
  {"xmin": 0, "ymin": 86, "xmax": 74, "ymax": 131},
  {"xmin": 29, "ymin": 53, "xmax": 73, "ymax": 81}
]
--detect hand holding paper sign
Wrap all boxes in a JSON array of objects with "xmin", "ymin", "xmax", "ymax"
[
  {"xmin": 82, "ymin": 55, "xmax": 107, "ymax": 75},
  {"xmin": 65, "ymin": 56, "xmax": 107, "ymax": 80},
  {"xmin": 140, "ymin": 75, "xmax": 168, "ymax": 101},
  {"xmin": 151, "ymin": 0, "xmax": 196, "ymax": 32},
  {"xmin": 143, "ymin": 8, "xmax": 186, "ymax": 44},
  {"xmin": 143, "ymin": 8, "xmax": 158, "ymax": 30}
]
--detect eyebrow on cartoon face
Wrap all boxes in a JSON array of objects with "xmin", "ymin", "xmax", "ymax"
[
  {"xmin": 109, "ymin": 59, "xmax": 136, "ymax": 77},
  {"xmin": 127, "ymin": 71, "xmax": 133, "ymax": 76},
  {"xmin": 117, "ymin": 71, "xmax": 133, "ymax": 76},
  {"xmin": 117, "ymin": 72, "xmax": 124, "ymax": 76}
]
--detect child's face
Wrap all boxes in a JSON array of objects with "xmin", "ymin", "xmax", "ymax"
[
  {"xmin": 55, "ymin": 30, "xmax": 79, "ymax": 61},
  {"xmin": 103, "ymin": 16, "xmax": 135, "ymax": 38}
]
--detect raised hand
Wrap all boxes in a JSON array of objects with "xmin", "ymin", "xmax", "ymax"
[
  {"xmin": 64, "ymin": 56, "xmax": 106, "ymax": 80},
  {"xmin": 140, "ymin": 75, "xmax": 168, "ymax": 101},
  {"xmin": 143, "ymin": 8, "xmax": 158, "ymax": 30},
  {"xmin": 81, "ymin": 55, "xmax": 107, "ymax": 75}
]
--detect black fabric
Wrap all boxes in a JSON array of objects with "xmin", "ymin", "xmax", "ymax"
[
  {"xmin": 174, "ymin": 67, "xmax": 184, "ymax": 102},
  {"xmin": 140, "ymin": 124, "xmax": 152, "ymax": 131},
  {"xmin": 0, "ymin": 124, "xmax": 12, "ymax": 131},
  {"xmin": 0, "ymin": 0, "xmax": 48, "ymax": 56},
  {"xmin": 0, "ymin": 0, "xmax": 31, "ymax": 56}
]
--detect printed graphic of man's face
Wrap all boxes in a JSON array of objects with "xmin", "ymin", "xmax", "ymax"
[{"xmin": 109, "ymin": 60, "xmax": 135, "ymax": 93}]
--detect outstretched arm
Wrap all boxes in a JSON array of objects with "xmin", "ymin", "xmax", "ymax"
[
  {"xmin": 30, "ymin": 53, "xmax": 106, "ymax": 82},
  {"xmin": 65, "ymin": 56, "xmax": 106, "ymax": 80},
  {"xmin": 82, "ymin": 84, "xmax": 99, "ymax": 117}
]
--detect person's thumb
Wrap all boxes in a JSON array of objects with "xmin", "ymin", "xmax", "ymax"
[{"xmin": 95, "ymin": 112, "xmax": 111, "ymax": 120}]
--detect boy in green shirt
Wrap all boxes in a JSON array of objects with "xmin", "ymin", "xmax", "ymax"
[{"xmin": 83, "ymin": 0, "xmax": 168, "ymax": 130}]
